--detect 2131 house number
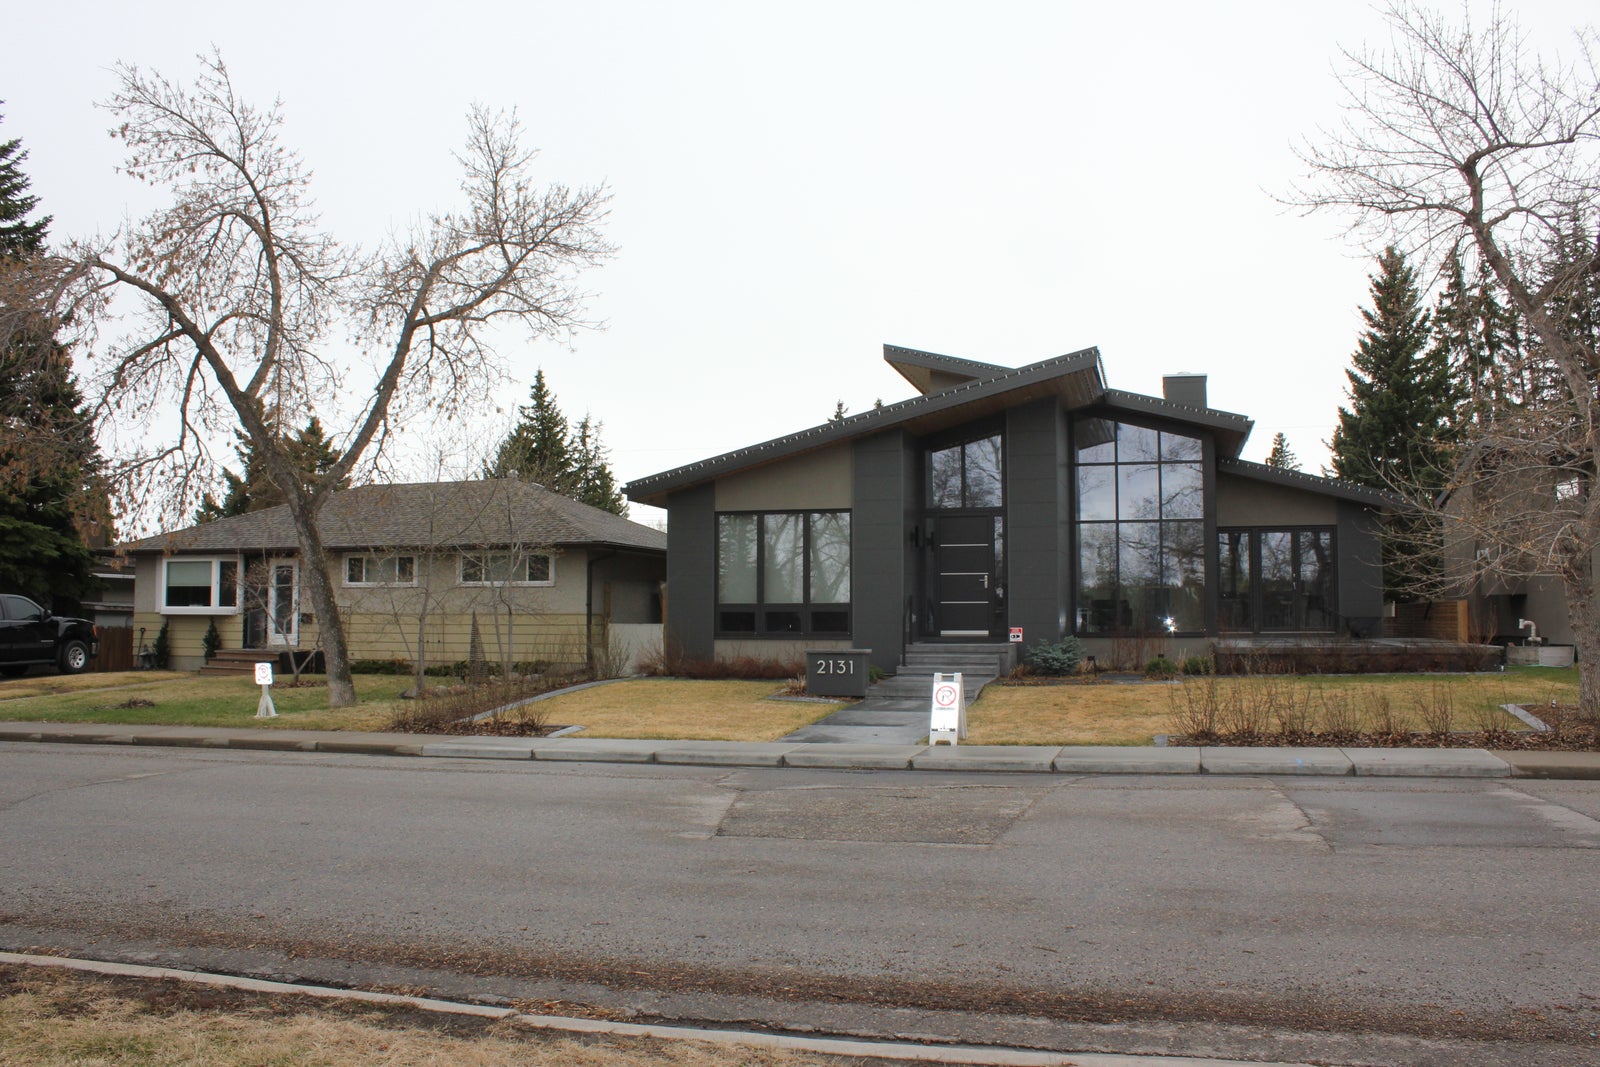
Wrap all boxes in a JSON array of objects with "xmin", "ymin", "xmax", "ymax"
[{"xmin": 812, "ymin": 657, "xmax": 854, "ymax": 674}]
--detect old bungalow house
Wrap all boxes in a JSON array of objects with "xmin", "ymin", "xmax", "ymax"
[
  {"xmin": 625, "ymin": 345, "xmax": 1394, "ymax": 673},
  {"xmin": 124, "ymin": 479, "xmax": 666, "ymax": 672}
]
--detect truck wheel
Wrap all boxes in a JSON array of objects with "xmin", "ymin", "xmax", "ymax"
[{"xmin": 59, "ymin": 640, "xmax": 90, "ymax": 674}]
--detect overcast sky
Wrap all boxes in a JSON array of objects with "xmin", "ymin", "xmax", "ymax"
[{"xmin": 6, "ymin": 0, "xmax": 1595, "ymax": 528}]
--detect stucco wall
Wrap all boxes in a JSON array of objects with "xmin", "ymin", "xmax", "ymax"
[
  {"xmin": 1215, "ymin": 475, "xmax": 1338, "ymax": 527},
  {"xmin": 715, "ymin": 445, "xmax": 852, "ymax": 511}
]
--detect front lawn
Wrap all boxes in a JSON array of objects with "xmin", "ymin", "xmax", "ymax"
[
  {"xmin": 965, "ymin": 666, "xmax": 1579, "ymax": 746},
  {"xmin": 0, "ymin": 671, "xmax": 407, "ymax": 731},
  {"xmin": 534, "ymin": 679, "xmax": 843, "ymax": 742}
]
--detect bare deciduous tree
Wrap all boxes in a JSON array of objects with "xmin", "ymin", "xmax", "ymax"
[
  {"xmin": 1292, "ymin": 2, "xmax": 1600, "ymax": 716},
  {"xmin": 54, "ymin": 51, "xmax": 611, "ymax": 706}
]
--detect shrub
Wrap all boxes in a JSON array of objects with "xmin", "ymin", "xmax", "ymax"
[
  {"xmin": 636, "ymin": 642, "xmax": 801, "ymax": 680},
  {"xmin": 1144, "ymin": 655, "xmax": 1178, "ymax": 679},
  {"xmin": 1023, "ymin": 637, "xmax": 1085, "ymax": 676},
  {"xmin": 201, "ymin": 619, "xmax": 221, "ymax": 662},
  {"xmin": 152, "ymin": 621, "xmax": 171, "ymax": 670},
  {"xmin": 350, "ymin": 658, "xmax": 413, "ymax": 675},
  {"xmin": 1180, "ymin": 654, "xmax": 1211, "ymax": 676}
]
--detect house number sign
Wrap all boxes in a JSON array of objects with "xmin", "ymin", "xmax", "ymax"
[{"xmin": 805, "ymin": 649, "xmax": 871, "ymax": 698}]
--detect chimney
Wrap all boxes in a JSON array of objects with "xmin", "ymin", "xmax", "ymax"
[{"xmin": 1162, "ymin": 373, "xmax": 1207, "ymax": 409}]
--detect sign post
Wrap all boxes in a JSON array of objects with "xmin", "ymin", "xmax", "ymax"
[
  {"xmin": 254, "ymin": 661, "xmax": 277, "ymax": 719},
  {"xmin": 929, "ymin": 671, "xmax": 966, "ymax": 746}
]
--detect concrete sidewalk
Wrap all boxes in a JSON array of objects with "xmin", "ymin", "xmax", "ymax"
[{"xmin": 3, "ymin": 721, "xmax": 1599, "ymax": 778}]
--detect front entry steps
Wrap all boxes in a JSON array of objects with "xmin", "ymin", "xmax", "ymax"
[
  {"xmin": 199, "ymin": 649, "xmax": 276, "ymax": 677},
  {"xmin": 780, "ymin": 642, "xmax": 1011, "ymax": 744}
]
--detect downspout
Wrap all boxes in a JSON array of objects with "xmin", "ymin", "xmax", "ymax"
[{"xmin": 586, "ymin": 549, "xmax": 618, "ymax": 671}]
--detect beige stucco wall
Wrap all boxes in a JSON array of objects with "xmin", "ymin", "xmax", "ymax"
[
  {"xmin": 1215, "ymin": 474, "xmax": 1338, "ymax": 527},
  {"xmin": 135, "ymin": 545, "xmax": 606, "ymax": 670},
  {"xmin": 714, "ymin": 445, "xmax": 852, "ymax": 512}
]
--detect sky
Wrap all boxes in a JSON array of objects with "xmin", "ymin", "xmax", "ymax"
[{"xmin": 6, "ymin": 0, "xmax": 1596, "ymax": 530}]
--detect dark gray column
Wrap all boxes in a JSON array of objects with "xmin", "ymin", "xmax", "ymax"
[
  {"xmin": 1005, "ymin": 401, "xmax": 1069, "ymax": 646},
  {"xmin": 1338, "ymin": 502, "xmax": 1385, "ymax": 635},
  {"xmin": 665, "ymin": 483, "xmax": 716, "ymax": 661},
  {"xmin": 852, "ymin": 431, "xmax": 913, "ymax": 673}
]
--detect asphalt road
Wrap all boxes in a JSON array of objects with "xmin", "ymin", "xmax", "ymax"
[{"xmin": 3, "ymin": 743, "xmax": 1599, "ymax": 1066}]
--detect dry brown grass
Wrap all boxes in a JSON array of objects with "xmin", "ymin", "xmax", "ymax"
[
  {"xmin": 0, "ymin": 965, "xmax": 842, "ymax": 1067},
  {"xmin": 966, "ymin": 682, "xmax": 1179, "ymax": 745},
  {"xmin": 537, "ymin": 679, "xmax": 842, "ymax": 741},
  {"xmin": 969, "ymin": 668, "xmax": 1574, "ymax": 747},
  {"xmin": 0, "ymin": 670, "xmax": 191, "ymax": 701}
]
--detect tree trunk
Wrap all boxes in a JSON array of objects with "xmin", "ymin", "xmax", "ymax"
[
  {"xmin": 1561, "ymin": 556, "xmax": 1600, "ymax": 724},
  {"xmin": 285, "ymin": 503, "xmax": 356, "ymax": 708}
]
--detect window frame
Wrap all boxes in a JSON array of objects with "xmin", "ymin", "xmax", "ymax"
[
  {"xmin": 343, "ymin": 553, "xmax": 418, "ymax": 587},
  {"xmin": 1214, "ymin": 525, "xmax": 1339, "ymax": 634},
  {"xmin": 458, "ymin": 550, "xmax": 555, "ymax": 588},
  {"xmin": 1072, "ymin": 419, "xmax": 1206, "ymax": 637},
  {"xmin": 714, "ymin": 510, "xmax": 852, "ymax": 639},
  {"xmin": 159, "ymin": 556, "xmax": 241, "ymax": 614}
]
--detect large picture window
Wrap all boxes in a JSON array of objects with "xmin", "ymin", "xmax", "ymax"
[
  {"xmin": 1074, "ymin": 420, "xmax": 1204, "ymax": 635},
  {"xmin": 716, "ymin": 511, "xmax": 850, "ymax": 636},
  {"xmin": 1218, "ymin": 528, "xmax": 1336, "ymax": 632},
  {"xmin": 161, "ymin": 557, "xmax": 240, "ymax": 613}
]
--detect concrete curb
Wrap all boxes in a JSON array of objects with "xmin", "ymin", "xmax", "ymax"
[
  {"xmin": 5, "ymin": 721, "xmax": 1597, "ymax": 778},
  {"xmin": 0, "ymin": 950, "xmax": 1315, "ymax": 1067}
]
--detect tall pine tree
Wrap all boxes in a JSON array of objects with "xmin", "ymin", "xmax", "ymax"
[
  {"xmin": 0, "ymin": 107, "xmax": 103, "ymax": 604},
  {"xmin": 194, "ymin": 412, "xmax": 348, "ymax": 522},
  {"xmin": 1329, "ymin": 247, "xmax": 1458, "ymax": 599},
  {"xmin": 485, "ymin": 370, "xmax": 627, "ymax": 515}
]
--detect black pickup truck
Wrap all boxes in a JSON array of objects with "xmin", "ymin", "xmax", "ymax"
[{"xmin": 0, "ymin": 594, "xmax": 98, "ymax": 676}]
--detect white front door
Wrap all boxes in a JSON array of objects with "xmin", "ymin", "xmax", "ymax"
[{"xmin": 267, "ymin": 560, "xmax": 299, "ymax": 647}]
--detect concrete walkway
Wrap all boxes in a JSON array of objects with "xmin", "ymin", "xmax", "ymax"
[
  {"xmin": 780, "ymin": 642, "xmax": 1004, "ymax": 744},
  {"xmin": 3, "ymin": 721, "xmax": 1598, "ymax": 778}
]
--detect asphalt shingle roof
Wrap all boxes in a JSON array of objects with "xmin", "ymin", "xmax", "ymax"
[{"xmin": 123, "ymin": 480, "xmax": 667, "ymax": 555}]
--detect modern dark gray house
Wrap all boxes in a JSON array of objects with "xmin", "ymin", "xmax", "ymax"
[{"xmin": 625, "ymin": 345, "xmax": 1393, "ymax": 672}]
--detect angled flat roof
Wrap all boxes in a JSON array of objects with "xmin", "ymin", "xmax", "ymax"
[
  {"xmin": 1217, "ymin": 457, "xmax": 1400, "ymax": 508},
  {"xmin": 884, "ymin": 344, "xmax": 1009, "ymax": 395},
  {"xmin": 626, "ymin": 347, "xmax": 1107, "ymax": 507},
  {"xmin": 624, "ymin": 344, "xmax": 1359, "ymax": 509}
]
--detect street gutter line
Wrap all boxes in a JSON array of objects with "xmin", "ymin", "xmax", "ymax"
[{"xmin": 0, "ymin": 951, "xmax": 1314, "ymax": 1067}]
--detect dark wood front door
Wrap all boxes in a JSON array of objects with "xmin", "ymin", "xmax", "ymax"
[{"xmin": 933, "ymin": 515, "xmax": 1001, "ymax": 638}]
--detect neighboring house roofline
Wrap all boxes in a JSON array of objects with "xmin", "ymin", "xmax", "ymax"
[
  {"xmin": 1217, "ymin": 457, "xmax": 1401, "ymax": 508},
  {"xmin": 120, "ymin": 478, "xmax": 667, "ymax": 557}
]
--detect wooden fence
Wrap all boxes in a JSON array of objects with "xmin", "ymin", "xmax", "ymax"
[
  {"xmin": 1388, "ymin": 600, "xmax": 1470, "ymax": 643},
  {"xmin": 90, "ymin": 627, "xmax": 135, "ymax": 672}
]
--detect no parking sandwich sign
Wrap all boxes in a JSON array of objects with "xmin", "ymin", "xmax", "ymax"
[{"xmin": 929, "ymin": 672, "xmax": 967, "ymax": 746}]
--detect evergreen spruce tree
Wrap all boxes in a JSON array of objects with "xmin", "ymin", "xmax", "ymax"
[
  {"xmin": 0, "ymin": 107, "xmax": 103, "ymax": 603},
  {"xmin": 0, "ymin": 106, "xmax": 50, "ymax": 257},
  {"xmin": 1330, "ymin": 247, "xmax": 1458, "ymax": 599},
  {"xmin": 1265, "ymin": 432, "xmax": 1300, "ymax": 471},
  {"xmin": 485, "ymin": 370, "xmax": 627, "ymax": 515},
  {"xmin": 194, "ymin": 413, "xmax": 347, "ymax": 522}
]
